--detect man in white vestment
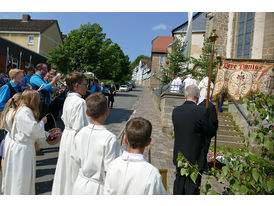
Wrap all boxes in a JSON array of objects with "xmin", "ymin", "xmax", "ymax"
[
  {"xmin": 182, "ymin": 74, "xmax": 197, "ymax": 94},
  {"xmin": 103, "ymin": 117, "xmax": 167, "ymax": 195},
  {"xmin": 198, "ymin": 76, "xmax": 214, "ymax": 104},
  {"xmin": 52, "ymin": 72, "xmax": 89, "ymax": 195},
  {"xmin": 71, "ymin": 93, "xmax": 121, "ymax": 195},
  {"xmin": 170, "ymin": 74, "xmax": 182, "ymax": 93}
]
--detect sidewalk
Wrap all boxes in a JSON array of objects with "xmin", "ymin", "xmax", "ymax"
[{"xmin": 128, "ymin": 87, "xmax": 176, "ymax": 194}]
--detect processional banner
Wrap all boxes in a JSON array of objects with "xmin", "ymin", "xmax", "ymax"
[{"xmin": 212, "ymin": 59, "xmax": 274, "ymax": 103}]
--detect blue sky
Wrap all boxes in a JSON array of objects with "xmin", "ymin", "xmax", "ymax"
[{"xmin": 0, "ymin": 12, "xmax": 189, "ymax": 62}]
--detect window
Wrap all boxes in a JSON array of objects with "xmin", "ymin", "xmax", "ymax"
[
  {"xmin": 160, "ymin": 56, "xmax": 164, "ymax": 64},
  {"xmin": 237, "ymin": 12, "xmax": 254, "ymax": 58},
  {"xmin": 28, "ymin": 36, "xmax": 34, "ymax": 45}
]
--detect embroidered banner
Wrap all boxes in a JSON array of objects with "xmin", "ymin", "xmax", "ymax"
[{"xmin": 212, "ymin": 59, "xmax": 274, "ymax": 103}]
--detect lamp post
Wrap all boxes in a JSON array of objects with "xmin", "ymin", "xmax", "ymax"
[{"xmin": 206, "ymin": 29, "xmax": 218, "ymax": 169}]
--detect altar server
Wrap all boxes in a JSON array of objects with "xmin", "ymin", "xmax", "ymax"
[
  {"xmin": 103, "ymin": 117, "xmax": 167, "ymax": 195},
  {"xmin": 2, "ymin": 89, "xmax": 47, "ymax": 195},
  {"xmin": 198, "ymin": 76, "xmax": 214, "ymax": 104},
  {"xmin": 0, "ymin": 93, "xmax": 22, "ymax": 175},
  {"xmin": 71, "ymin": 93, "xmax": 121, "ymax": 195},
  {"xmin": 52, "ymin": 72, "xmax": 89, "ymax": 195}
]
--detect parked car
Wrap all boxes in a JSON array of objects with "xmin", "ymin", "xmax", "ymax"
[{"xmin": 119, "ymin": 85, "xmax": 129, "ymax": 92}]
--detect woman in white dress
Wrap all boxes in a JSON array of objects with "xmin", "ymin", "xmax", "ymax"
[
  {"xmin": 2, "ymin": 89, "xmax": 47, "ymax": 195},
  {"xmin": 52, "ymin": 72, "xmax": 89, "ymax": 195}
]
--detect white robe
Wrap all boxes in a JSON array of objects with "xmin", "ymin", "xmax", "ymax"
[
  {"xmin": 52, "ymin": 92, "xmax": 89, "ymax": 195},
  {"xmin": 2, "ymin": 106, "xmax": 46, "ymax": 195},
  {"xmin": 71, "ymin": 124, "xmax": 122, "ymax": 195},
  {"xmin": 198, "ymin": 77, "xmax": 214, "ymax": 104},
  {"xmin": 170, "ymin": 77, "xmax": 182, "ymax": 93},
  {"xmin": 183, "ymin": 77, "xmax": 197, "ymax": 91},
  {"xmin": 1, "ymin": 108, "xmax": 14, "ymax": 193},
  {"xmin": 103, "ymin": 151, "xmax": 167, "ymax": 195}
]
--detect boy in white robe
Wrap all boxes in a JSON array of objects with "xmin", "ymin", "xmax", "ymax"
[
  {"xmin": 52, "ymin": 72, "xmax": 89, "ymax": 195},
  {"xmin": 103, "ymin": 117, "xmax": 167, "ymax": 195},
  {"xmin": 198, "ymin": 76, "xmax": 214, "ymax": 104},
  {"xmin": 71, "ymin": 93, "xmax": 121, "ymax": 195}
]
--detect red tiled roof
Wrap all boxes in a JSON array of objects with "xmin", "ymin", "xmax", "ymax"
[{"xmin": 152, "ymin": 36, "xmax": 173, "ymax": 53}]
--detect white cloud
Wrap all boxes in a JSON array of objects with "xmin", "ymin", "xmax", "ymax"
[{"xmin": 152, "ymin": 24, "xmax": 168, "ymax": 31}]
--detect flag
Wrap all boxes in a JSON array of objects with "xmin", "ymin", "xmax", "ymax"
[
  {"xmin": 184, "ymin": 12, "xmax": 193, "ymax": 59},
  {"xmin": 5, "ymin": 47, "xmax": 10, "ymax": 73}
]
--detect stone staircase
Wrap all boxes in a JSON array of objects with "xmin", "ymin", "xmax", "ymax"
[{"xmin": 211, "ymin": 104, "xmax": 246, "ymax": 149}]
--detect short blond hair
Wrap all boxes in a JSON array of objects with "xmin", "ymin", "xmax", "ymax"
[{"xmin": 9, "ymin": 69, "xmax": 24, "ymax": 79}]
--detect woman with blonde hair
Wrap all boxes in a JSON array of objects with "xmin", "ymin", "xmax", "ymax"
[
  {"xmin": 0, "ymin": 93, "xmax": 22, "ymax": 174},
  {"xmin": 2, "ymin": 89, "xmax": 48, "ymax": 195}
]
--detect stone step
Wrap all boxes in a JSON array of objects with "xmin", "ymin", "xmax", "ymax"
[
  {"xmin": 218, "ymin": 124, "xmax": 236, "ymax": 130},
  {"xmin": 217, "ymin": 129, "xmax": 242, "ymax": 136},
  {"xmin": 215, "ymin": 134, "xmax": 244, "ymax": 143},
  {"xmin": 210, "ymin": 139, "xmax": 246, "ymax": 149}
]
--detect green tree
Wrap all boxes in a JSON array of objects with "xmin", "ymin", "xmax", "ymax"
[
  {"xmin": 47, "ymin": 22, "xmax": 131, "ymax": 83},
  {"xmin": 190, "ymin": 37, "xmax": 218, "ymax": 81},
  {"xmin": 157, "ymin": 38, "xmax": 189, "ymax": 86},
  {"xmin": 130, "ymin": 55, "xmax": 150, "ymax": 70}
]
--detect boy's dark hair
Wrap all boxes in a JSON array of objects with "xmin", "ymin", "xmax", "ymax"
[
  {"xmin": 125, "ymin": 117, "xmax": 152, "ymax": 149},
  {"xmin": 66, "ymin": 72, "xmax": 86, "ymax": 91},
  {"xmin": 86, "ymin": 93, "xmax": 107, "ymax": 119}
]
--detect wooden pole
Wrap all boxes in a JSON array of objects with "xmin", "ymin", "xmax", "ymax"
[
  {"xmin": 206, "ymin": 43, "xmax": 214, "ymax": 109},
  {"xmin": 214, "ymin": 98, "xmax": 219, "ymax": 169}
]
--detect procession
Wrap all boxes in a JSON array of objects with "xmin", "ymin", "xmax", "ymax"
[{"xmin": 0, "ymin": 9, "xmax": 273, "ymax": 197}]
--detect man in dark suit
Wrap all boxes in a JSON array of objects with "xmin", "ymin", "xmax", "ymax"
[
  {"xmin": 172, "ymin": 85, "xmax": 216, "ymax": 195},
  {"xmin": 198, "ymin": 91, "xmax": 218, "ymax": 172}
]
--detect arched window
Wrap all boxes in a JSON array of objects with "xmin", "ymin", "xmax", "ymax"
[{"xmin": 237, "ymin": 12, "xmax": 254, "ymax": 58}]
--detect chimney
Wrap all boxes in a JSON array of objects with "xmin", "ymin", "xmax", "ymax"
[{"xmin": 22, "ymin": 14, "xmax": 31, "ymax": 22}]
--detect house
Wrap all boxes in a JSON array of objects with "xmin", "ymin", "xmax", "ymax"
[
  {"xmin": 205, "ymin": 12, "xmax": 274, "ymax": 60},
  {"xmin": 150, "ymin": 36, "xmax": 173, "ymax": 89},
  {"xmin": 171, "ymin": 12, "xmax": 207, "ymax": 59},
  {"xmin": 0, "ymin": 14, "xmax": 64, "ymax": 58},
  {"xmin": 132, "ymin": 58, "xmax": 151, "ymax": 86}
]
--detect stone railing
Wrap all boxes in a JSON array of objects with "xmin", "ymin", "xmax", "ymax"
[{"xmin": 160, "ymin": 92, "xmax": 185, "ymax": 134}]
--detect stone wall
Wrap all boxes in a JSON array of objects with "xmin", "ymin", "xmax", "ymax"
[
  {"xmin": 150, "ymin": 53, "xmax": 168, "ymax": 89},
  {"xmin": 262, "ymin": 12, "xmax": 274, "ymax": 60},
  {"xmin": 160, "ymin": 92, "xmax": 185, "ymax": 134},
  {"xmin": 205, "ymin": 12, "xmax": 229, "ymax": 58}
]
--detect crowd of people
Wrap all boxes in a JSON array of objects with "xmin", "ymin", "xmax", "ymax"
[
  {"xmin": 0, "ymin": 64, "xmax": 219, "ymax": 195},
  {"xmin": 169, "ymin": 73, "xmax": 225, "ymax": 112},
  {"xmin": 0, "ymin": 64, "xmax": 167, "ymax": 195}
]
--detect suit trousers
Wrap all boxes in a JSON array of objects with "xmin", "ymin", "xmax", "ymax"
[{"xmin": 173, "ymin": 168, "xmax": 202, "ymax": 195}]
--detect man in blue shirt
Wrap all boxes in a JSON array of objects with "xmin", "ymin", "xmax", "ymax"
[
  {"xmin": 0, "ymin": 69, "xmax": 24, "ymax": 111},
  {"xmin": 90, "ymin": 79, "xmax": 101, "ymax": 94},
  {"xmin": 30, "ymin": 63, "xmax": 59, "ymax": 130}
]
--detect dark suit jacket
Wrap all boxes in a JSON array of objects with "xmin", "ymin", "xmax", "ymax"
[
  {"xmin": 198, "ymin": 99, "xmax": 218, "ymax": 138},
  {"xmin": 172, "ymin": 101, "xmax": 215, "ymax": 171}
]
